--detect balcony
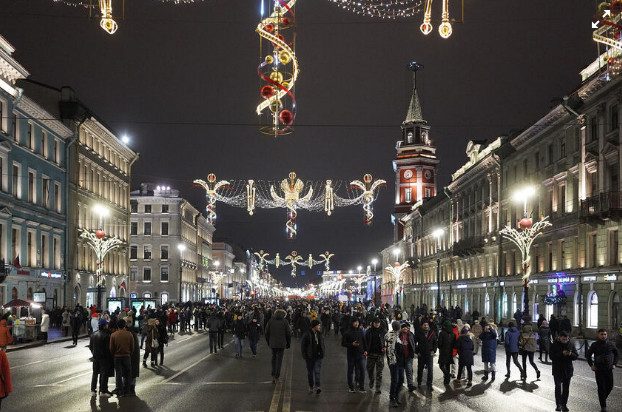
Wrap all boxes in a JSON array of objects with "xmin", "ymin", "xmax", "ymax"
[
  {"xmin": 580, "ymin": 191, "xmax": 622, "ymax": 221},
  {"xmin": 452, "ymin": 236, "xmax": 485, "ymax": 257}
]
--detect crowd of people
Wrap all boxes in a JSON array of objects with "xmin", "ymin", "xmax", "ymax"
[{"xmin": 0, "ymin": 298, "xmax": 619, "ymax": 411}]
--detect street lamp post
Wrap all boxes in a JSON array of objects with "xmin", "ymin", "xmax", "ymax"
[
  {"xmin": 392, "ymin": 248, "xmax": 401, "ymax": 306},
  {"xmin": 80, "ymin": 204, "xmax": 123, "ymax": 310},
  {"xmin": 177, "ymin": 243, "xmax": 186, "ymax": 304},
  {"xmin": 500, "ymin": 186, "xmax": 551, "ymax": 324},
  {"xmin": 432, "ymin": 228, "xmax": 444, "ymax": 311}
]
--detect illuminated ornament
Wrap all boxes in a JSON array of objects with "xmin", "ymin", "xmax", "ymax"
[
  {"xmin": 260, "ymin": 85, "xmax": 275, "ymax": 99},
  {"xmin": 594, "ymin": 1, "xmax": 622, "ymax": 50},
  {"xmin": 349, "ymin": 174, "xmax": 387, "ymax": 225},
  {"xmin": 420, "ymin": 0, "xmax": 433, "ymax": 35},
  {"xmin": 279, "ymin": 109, "xmax": 294, "ymax": 125},
  {"xmin": 326, "ymin": 0, "xmax": 423, "ymax": 19},
  {"xmin": 609, "ymin": 56, "xmax": 622, "ymax": 76},
  {"xmin": 438, "ymin": 0, "xmax": 453, "ymax": 38},
  {"xmin": 95, "ymin": 230, "xmax": 106, "ymax": 239},
  {"xmin": 269, "ymin": 71, "xmax": 284, "ymax": 83},
  {"xmin": 256, "ymin": 0, "xmax": 299, "ymax": 137},
  {"xmin": 193, "ymin": 174, "xmax": 230, "ymax": 224},
  {"xmin": 518, "ymin": 218, "xmax": 533, "ymax": 230},
  {"xmin": 99, "ymin": 0, "xmax": 118, "ymax": 35},
  {"xmin": 254, "ymin": 250, "xmax": 334, "ymax": 278}
]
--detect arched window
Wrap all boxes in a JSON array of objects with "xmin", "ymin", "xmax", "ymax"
[
  {"xmin": 533, "ymin": 294, "xmax": 540, "ymax": 322},
  {"xmin": 502, "ymin": 293, "xmax": 508, "ymax": 318},
  {"xmin": 143, "ymin": 292, "xmax": 152, "ymax": 298},
  {"xmin": 588, "ymin": 291, "xmax": 599, "ymax": 328},
  {"xmin": 464, "ymin": 295, "xmax": 469, "ymax": 314},
  {"xmin": 512, "ymin": 292, "xmax": 517, "ymax": 316},
  {"xmin": 484, "ymin": 292, "xmax": 490, "ymax": 315},
  {"xmin": 611, "ymin": 292, "xmax": 620, "ymax": 330},
  {"xmin": 109, "ymin": 286, "xmax": 116, "ymax": 298},
  {"xmin": 161, "ymin": 293, "xmax": 168, "ymax": 306}
]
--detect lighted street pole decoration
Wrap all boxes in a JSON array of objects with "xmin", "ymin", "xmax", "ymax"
[
  {"xmin": 193, "ymin": 174, "xmax": 230, "ymax": 224},
  {"xmin": 432, "ymin": 228, "xmax": 444, "ymax": 309},
  {"xmin": 385, "ymin": 248, "xmax": 409, "ymax": 307},
  {"xmin": 80, "ymin": 204, "xmax": 123, "ymax": 310},
  {"xmin": 350, "ymin": 174, "xmax": 386, "ymax": 225},
  {"xmin": 500, "ymin": 186, "xmax": 551, "ymax": 324}
]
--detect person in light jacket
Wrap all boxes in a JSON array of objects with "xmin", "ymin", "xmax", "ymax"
[
  {"xmin": 40, "ymin": 310, "xmax": 50, "ymax": 343},
  {"xmin": 519, "ymin": 324, "xmax": 540, "ymax": 380}
]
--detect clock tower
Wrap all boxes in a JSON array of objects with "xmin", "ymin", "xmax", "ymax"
[{"xmin": 393, "ymin": 66, "xmax": 439, "ymax": 239}]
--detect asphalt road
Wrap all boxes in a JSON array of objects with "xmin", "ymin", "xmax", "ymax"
[{"xmin": 4, "ymin": 329, "xmax": 622, "ymax": 412}]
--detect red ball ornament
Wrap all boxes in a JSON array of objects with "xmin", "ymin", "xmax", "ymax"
[
  {"xmin": 278, "ymin": 109, "xmax": 294, "ymax": 125},
  {"xmin": 281, "ymin": 17, "xmax": 290, "ymax": 26},
  {"xmin": 260, "ymin": 85, "xmax": 274, "ymax": 99},
  {"xmin": 95, "ymin": 230, "xmax": 106, "ymax": 239},
  {"xmin": 277, "ymin": 34, "xmax": 285, "ymax": 42},
  {"xmin": 518, "ymin": 218, "xmax": 533, "ymax": 230},
  {"xmin": 265, "ymin": 23, "xmax": 275, "ymax": 32}
]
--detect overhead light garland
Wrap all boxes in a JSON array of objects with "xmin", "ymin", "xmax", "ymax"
[
  {"xmin": 256, "ymin": 0, "xmax": 299, "ymax": 136},
  {"xmin": 326, "ymin": 0, "xmax": 423, "ymax": 19},
  {"xmin": 254, "ymin": 250, "xmax": 333, "ymax": 277},
  {"xmin": 194, "ymin": 171, "xmax": 386, "ymax": 239}
]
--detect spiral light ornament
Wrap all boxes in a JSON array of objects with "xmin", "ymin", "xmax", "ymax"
[{"xmin": 257, "ymin": 0, "xmax": 299, "ymax": 137}]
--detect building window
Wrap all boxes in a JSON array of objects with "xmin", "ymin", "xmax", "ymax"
[
  {"xmin": 573, "ymin": 293, "xmax": 582, "ymax": 327},
  {"xmin": 144, "ymin": 204, "xmax": 152, "ymax": 214},
  {"xmin": 161, "ymin": 293, "xmax": 168, "ymax": 305},
  {"xmin": 143, "ymin": 245, "xmax": 152, "ymax": 260},
  {"xmin": 590, "ymin": 116, "xmax": 598, "ymax": 142},
  {"xmin": 560, "ymin": 137, "xmax": 566, "ymax": 158},
  {"xmin": 610, "ymin": 104, "xmax": 619, "ymax": 131},
  {"xmin": 41, "ymin": 131, "xmax": 48, "ymax": 158},
  {"xmin": 42, "ymin": 177, "xmax": 50, "ymax": 208},
  {"xmin": 547, "ymin": 144, "xmax": 554, "ymax": 165},
  {"xmin": 502, "ymin": 293, "xmax": 508, "ymax": 318},
  {"xmin": 425, "ymin": 188, "xmax": 431, "ymax": 198},
  {"xmin": 143, "ymin": 222, "xmax": 151, "ymax": 236},
  {"xmin": 54, "ymin": 183, "xmax": 61, "ymax": 213},
  {"xmin": 130, "ymin": 222, "xmax": 138, "ymax": 236},
  {"xmin": 590, "ymin": 233, "xmax": 597, "ymax": 267},
  {"xmin": 162, "ymin": 204, "xmax": 169, "ymax": 213},
  {"xmin": 12, "ymin": 227, "xmax": 20, "ymax": 261},
  {"xmin": 143, "ymin": 267, "xmax": 152, "ymax": 282},
  {"xmin": 560, "ymin": 240, "xmax": 565, "ymax": 269},
  {"xmin": 130, "ymin": 201, "xmax": 138, "ymax": 213},
  {"xmin": 0, "ymin": 99, "xmax": 5, "ymax": 132},
  {"xmin": 161, "ymin": 222, "xmax": 169, "ymax": 236},
  {"xmin": 27, "ymin": 231, "xmax": 35, "ymax": 267},
  {"xmin": 53, "ymin": 139, "xmax": 59, "ymax": 164},
  {"xmin": 512, "ymin": 292, "xmax": 517, "ymax": 315},
  {"xmin": 53, "ymin": 237, "xmax": 60, "ymax": 269},
  {"xmin": 28, "ymin": 123, "xmax": 34, "ymax": 150},
  {"xmin": 41, "ymin": 234, "xmax": 49, "ymax": 268},
  {"xmin": 130, "ymin": 267, "xmax": 137, "ymax": 281},
  {"xmin": 161, "ymin": 245, "xmax": 169, "ymax": 260},
  {"xmin": 130, "ymin": 245, "xmax": 137, "ymax": 260},
  {"xmin": 610, "ymin": 230, "xmax": 619, "ymax": 265},
  {"xmin": 484, "ymin": 292, "xmax": 490, "ymax": 315},
  {"xmin": 587, "ymin": 291, "xmax": 599, "ymax": 328},
  {"xmin": 405, "ymin": 188, "xmax": 412, "ymax": 203},
  {"xmin": 12, "ymin": 163, "xmax": 20, "ymax": 198},
  {"xmin": 27, "ymin": 171, "xmax": 35, "ymax": 203},
  {"xmin": 160, "ymin": 266, "xmax": 169, "ymax": 282}
]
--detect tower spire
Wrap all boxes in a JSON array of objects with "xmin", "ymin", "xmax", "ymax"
[{"xmin": 405, "ymin": 61, "xmax": 425, "ymax": 124}]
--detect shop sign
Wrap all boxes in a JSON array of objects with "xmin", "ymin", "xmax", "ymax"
[
  {"xmin": 583, "ymin": 276, "xmax": 597, "ymax": 282},
  {"xmin": 456, "ymin": 284, "xmax": 467, "ymax": 289},
  {"xmin": 529, "ymin": 280, "xmax": 538, "ymax": 284},
  {"xmin": 603, "ymin": 274, "xmax": 617, "ymax": 282},
  {"xmin": 547, "ymin": 276, "xmax": 575, "ymax": 284},
  {"xmin": 481, "ymin": 283, "xmax": 487, "ymax": 287},
  {"xmin": 41, "ymin": 272, "xmax": 62, "ymax": 279},
  {"xmin": 499, "ymin": 281, "xmax": 505, "ymax": 286}
]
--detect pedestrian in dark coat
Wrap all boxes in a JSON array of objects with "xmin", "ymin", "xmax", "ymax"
[
  {"xmin": 538, "ymin": 320, "xmax": 552, "ymax": 363},
  {"xmin": 479, "ymin": 324, "xmax": 497, "ymax": 381},
  {"xmin": 415, "ymin": 321, "xmax": 437, "ymax": 389},
  {"xmin": 342, "ymin": 318, "xmax": 366, "ymax": 392},
  {"xmin": 437, "ymin": 321, "xmax": 455, "ymax": 385},
  {"xmin": 301, "ymin": 320, "xmax": 325, "ymax": 394},
  {"xmin": 89, "ymin": 319, "xmax": 113, "ymax": 396},
  {"xmin": 549, "ymin": 315, "xmax": 559, "ymax": 339},
  {"xmin": 265, "ymin": 309, "xmax": 292, "ymax": 382},
  {"xmin": 455, "ymin": 327, "xmax": 474, "ymax": 385},
  {"xmin": 248, "ymin": 318, "xmax": 261, "ymax": 357},
  {"xmin": 504, "ymin": 321, "xmax": 524, "ymax": 378},
  {"xmin": 587, "ymin": 328, "xmax": 619, "ymax": 411},
  {"xmin": 550, "ymin": 331, "xmax": 577, "ymax": 412}
]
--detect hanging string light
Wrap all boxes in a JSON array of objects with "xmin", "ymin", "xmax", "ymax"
[{"xmin": 326, "ymin": 0, "xmax": 423, "ymax": 19}]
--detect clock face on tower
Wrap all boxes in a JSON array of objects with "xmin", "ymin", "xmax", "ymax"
[{"xmin": 404, "ymin": 170, "xmax": 413, "ymax": 179}]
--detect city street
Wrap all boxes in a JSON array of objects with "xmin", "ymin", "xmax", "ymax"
[{"xmin": 4, "ymin": 329, "xmax": 621, "ymax": 412}]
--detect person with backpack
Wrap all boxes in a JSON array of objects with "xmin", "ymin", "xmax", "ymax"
[{"xmin": 519, "ymin": 324, "xmax": 541, "ymax": 380}]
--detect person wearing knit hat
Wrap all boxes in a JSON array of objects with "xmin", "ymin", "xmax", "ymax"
[{"xmin": 301, "ymin": 317, "xmax": 324, "ymax": 394}]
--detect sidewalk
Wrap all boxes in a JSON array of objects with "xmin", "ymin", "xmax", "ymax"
[{"xmin": 6, "ymin": 326, "xmax": 88, "ymax": 352}]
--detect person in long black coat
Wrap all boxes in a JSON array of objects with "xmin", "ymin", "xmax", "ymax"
[
  {"xmin": 128, "ymin": 321, "xmax": 140, "ymax": 395},
  {"xmin": 455, "ymin": 327, "xmax": 474, "ymax": 386},
  {"xmin": 550, "ymin": 331, "xmax": 578, "ymax": 412},
  {"xmin": 437, "ymin": 321, "xmax": 455, "ymax": 385}
]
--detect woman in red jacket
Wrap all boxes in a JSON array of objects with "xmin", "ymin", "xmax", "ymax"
[
  {"xmin": 0, "ymin": 319, "xmax": 12, "ymax": 350},
  {"xmin": 0, "ymin": 349, "xmax": 13, "ymax": 407}
]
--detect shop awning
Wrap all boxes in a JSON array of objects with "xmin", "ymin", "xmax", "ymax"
[{"xmin": 2, "ymin": 299, "xmax": 33, "ymax": 308}]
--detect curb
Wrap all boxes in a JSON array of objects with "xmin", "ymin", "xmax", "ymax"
[{"xmin": 7, "ymin": 334, "xmax": 89, "ymax": 352}]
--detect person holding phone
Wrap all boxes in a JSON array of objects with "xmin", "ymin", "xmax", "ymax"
[{"xmin": 342, "ymin": 318, "xmax": 366, "ymax": 393}]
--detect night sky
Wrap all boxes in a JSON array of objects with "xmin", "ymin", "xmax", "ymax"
[{"xmin": 0, "ymin": 0, "xmax": 597, "ymax": 285}]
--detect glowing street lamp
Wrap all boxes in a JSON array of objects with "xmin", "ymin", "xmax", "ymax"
[{"xmin": 501, "ymin": 186, "xmax": 551, "ymax": 323}]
